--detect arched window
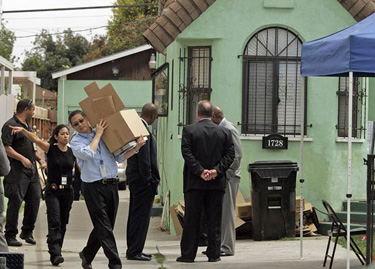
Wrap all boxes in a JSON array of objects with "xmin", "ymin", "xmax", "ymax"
[{"xmin": 242, "ymin": 27, "xmax": 306, "ymax": 135}]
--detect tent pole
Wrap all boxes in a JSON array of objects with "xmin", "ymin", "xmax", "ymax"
[
  {"xmin": 299, "ymin": 78, "xmax": 305, "ymax": 259},
  {"xmin": 347, "ymin": 71, "xmax": 353, "ymax": 269}
]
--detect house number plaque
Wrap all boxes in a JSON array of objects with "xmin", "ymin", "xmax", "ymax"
[{"xmin": 262, "ymin": 134, "xmax": 288, "ymax": 150}]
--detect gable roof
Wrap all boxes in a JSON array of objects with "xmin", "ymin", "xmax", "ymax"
[
  {"xmin": 143, "ymin": 0, "xmax": 216, "ymax": 53},
  {"xmin": 52, "ymin": 44, "xmax": 153, "ymax": 79},
  {"xmin": 144, "ymin": 0, "xmax": 375, "ymax": 53},
  {"xmin": 338, "ymin": 0, "xmax": 375, "ymax": 21}
]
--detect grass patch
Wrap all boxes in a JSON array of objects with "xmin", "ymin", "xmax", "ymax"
[{"xmin": 336, "ymin": 234, "xmax": 368, "ymax": 256}]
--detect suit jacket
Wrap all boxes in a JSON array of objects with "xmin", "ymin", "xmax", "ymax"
[
  {"xmin": 181, "ymin": 119, "xmax": 235, "ymax": 193},
  {"xmin": 126, "ymin": 119, "xmax": 160, "ymax": 190},
  {"xmin": 221, "ymin": 119, "xmax": 242, "ymax": 181}
]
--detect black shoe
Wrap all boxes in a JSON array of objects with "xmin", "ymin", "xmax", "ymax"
[
  {"xmin": 220, "ymin": 251, "xmax": 233, "ymax": 257},
  {"xmin": 20, "ymin": 233, "xmax": 36, "ymax": 245},
  {"xmin": 208, "ymin": 257, "xmax": 221, "ymax": 262},
  {"xmin": 142, "ymin": 252, "xmax": 152, "ymax": 258},
  {"xmin": 176, "ymin": 256, "xmax": 194, "ymax": 263},
  {"xmin": 51, "ymin": 255, "xmax": 64, "ymax": 266},
  {"xmin": 127, "ymin": 254, "xmax": 151, "ymax": 261},
  {"xmin": 6, "ymin": 237, "xmax": 22, "ymax": 247},
  {"xmin": 79, "ymin": 251, "xmax": 93, "ymax": 269}
]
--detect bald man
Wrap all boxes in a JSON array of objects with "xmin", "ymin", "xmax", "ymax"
[
  {"xmin": 212, "ymin": 106, "xmax": 242, "ymax": 256},
  {"xmin": 125, "ymin": 103, "xmax": 160, "ymax": 261}
]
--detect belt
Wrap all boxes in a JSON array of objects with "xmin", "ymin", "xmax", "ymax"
[
  {"xmin": 47, "ymin": 183, "xmax": 71, "ymax": 190},
  {"xmin": 97, "ymin": 178, "xmax": 119, "ymax": 185}
]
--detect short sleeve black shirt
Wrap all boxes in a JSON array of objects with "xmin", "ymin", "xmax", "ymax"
[
  {"xmin": 46, "ymin": 144, "xmax": 75, "ymax": 185},
  {"xmin": 1, "ymin": 115, "xmax": 36, "ymax": 163}
]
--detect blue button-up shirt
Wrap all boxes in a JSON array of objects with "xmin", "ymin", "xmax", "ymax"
[{"xmin": 70, "ymin": 130, "xmax": 125, "ymax": 183}]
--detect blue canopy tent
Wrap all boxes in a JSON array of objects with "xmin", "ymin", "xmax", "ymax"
[{"xmin": 301, "ymin": 12, "xmax": 375, "ymax": 268}]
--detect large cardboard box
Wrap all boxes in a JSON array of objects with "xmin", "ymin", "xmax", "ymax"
[{"xmin": 79, "ymin": 82, "xmax": 149, "ymax": 153}]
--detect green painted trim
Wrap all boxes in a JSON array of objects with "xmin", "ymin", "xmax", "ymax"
[{"xmin": 264, "ymin": 0, "xmax": 294, "ymax": 9}]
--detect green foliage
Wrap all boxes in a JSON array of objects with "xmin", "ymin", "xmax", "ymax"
[
  {"xmin": 22, "ymin": 29, "xmax": 90, "ymax": 90},
  {"xmin": 108, "ymin": 0, "xmax": 158, "ymax": 37},
  {"xmin": 153, "ymin": 246, "xmax": 166, "ymax": 269},
  {"xmin": 84, "ymin": 0, "xmax": 157, "ymax": 61},
  {"xmin": 0, "ymin": 24, "xmax": 16, "ymax": 62}
]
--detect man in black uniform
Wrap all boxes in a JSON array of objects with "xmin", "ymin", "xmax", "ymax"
[
  {"xmin": 126, "ymin": 103, "xmax": 160, "ymax": 261},
  {"xmin": 1, "ymin": 99, "xmax": 46, "ymax": 246}
]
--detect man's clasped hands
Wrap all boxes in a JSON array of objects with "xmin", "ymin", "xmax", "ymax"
[{"xmin": 200, "ymin": 169, "xmax": 218, "ymax": 181}]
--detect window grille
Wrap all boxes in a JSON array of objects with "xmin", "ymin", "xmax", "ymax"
[
  {"xmin": 242, "ymin": 27, "xmax": 306, "ymax": 136},
  {"xmin": 337, "ymin": 77, "xmax": 367, "ymax": 138},
  {"xmin": 178, "ymin": 47, "xmax": 212, "ymax": 133}
]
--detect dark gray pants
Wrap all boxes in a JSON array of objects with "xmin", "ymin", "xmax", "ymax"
[
  {"xmin": 81, "ymin": 181, "xmax": 121, "ymax": 269},
  {"xmin": 180, "ymin": 189, "xmax": 224, "ymax": 260},
  {"xmin": 45, "ymin": 187, "xmax": 73, "ymax": 258},
  {"xmin": 4, "ymin": 164, "xmax": 41, "ymax": 239},
  {"xmin": 126, "ymin": 179, "xmax": 155, "ymax": 258}
]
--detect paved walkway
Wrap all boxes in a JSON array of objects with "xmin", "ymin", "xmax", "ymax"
[{"xmin": 8, "ymin": 190, "xmax": 366, "ymax": 268}]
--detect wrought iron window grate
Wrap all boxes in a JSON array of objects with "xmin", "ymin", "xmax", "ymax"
[
  {"xmin": 242, "ymin": 27, "xmax": 307, "ymax": 136},
  {"xmin": 178, "ymin": 47, "xmax": 212, "ymax": 133},
  {"xmin": 337, "ymin": 77, "xmax": 367, "ymax": 138}
]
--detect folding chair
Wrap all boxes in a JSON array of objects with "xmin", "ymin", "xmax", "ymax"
[{"xmin": 322, "ymin": 199, "xmax": 366, "ymax": 268}]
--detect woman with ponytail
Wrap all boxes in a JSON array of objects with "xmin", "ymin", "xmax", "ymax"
[{"xmin": 11, "ymin": 124, "xmax": 74, "ymax": 266}]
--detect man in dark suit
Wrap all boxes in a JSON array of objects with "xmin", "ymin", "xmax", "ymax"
[
  {"xmin": 177, "ymin": 100, "xmax": 234, "ymax": 263},
  {"xmin": 126, "ymin": 103, "xmax": 160, "ymax": 261}
]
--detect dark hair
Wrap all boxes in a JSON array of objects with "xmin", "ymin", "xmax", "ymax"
[
  {"xmin": 16, "ymin": 99, "xmax": 33, "ymax": 114},
  {"xmin": 49, "ymin": 124, "xmax": 69, "ymax": 144},
  {"xmin": 68, "ymin": 110, "xmax": 86, "ymax": 124},
  {"xmin": 197, "ymin": 100, "xmax": 212, "ymax": 117}
]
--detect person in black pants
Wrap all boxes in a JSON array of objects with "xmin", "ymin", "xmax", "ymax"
[
  {"xmin": 69, "ymin": 110, "xmax": 144, "ymax": 269},
  {"xmin": 11, "ymin": 124, "xmax": 75, "ymax": 266},
  {"xmin": 177, "ymin": 100, "xmax": 234, "ymax": 263},
  {"xmin": 1, "ymin": 99, "xmax": 46, "ymax": 247},
  {"xmin": 126, "ymin": 103, "xmax": 160, "ymax": 261}
]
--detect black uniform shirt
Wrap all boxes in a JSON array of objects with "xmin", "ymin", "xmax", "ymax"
[
  {"xmin": 47, "ymin": 144, "xmax": 75, "ymax": 185},
  {"xmin": 1, "ymin": 115, "xmax": 36, "ymax": 163}
]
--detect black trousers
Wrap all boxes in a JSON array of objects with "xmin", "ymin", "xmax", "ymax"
[
  {"xmin": 81, "ymin": 181, "xmax": 121, "ymax": 269},
  {"xmin": 45, "ymin": 187, "xmax": 73, "ymax": 258},
  {"xmin": 180, "ymin": 189, "xmax": 224, "ymax": 260},
  {"xmin": 126, "ymin": 179, "xmax": 155, "ymax": 257},
  {"xmin": 73, "ymin": 167, "xmax": 82, "ymax": 200},
  {"xmin": 3, "ymin": 164, "xmax": 41, "ymax": 238}
]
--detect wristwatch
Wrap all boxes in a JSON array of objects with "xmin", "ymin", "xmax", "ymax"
[{"xmin": 134, "ymin": 148, "xmax": 139, "ymax": 154}]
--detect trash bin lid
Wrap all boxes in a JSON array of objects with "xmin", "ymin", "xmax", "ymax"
[
  {"xmin": 248, "ymin": 160, "xmax": 299, "ymax": 178},
  {"xmin": 248, "ymin": 160, "xmax": 298, "ymax": 171}
]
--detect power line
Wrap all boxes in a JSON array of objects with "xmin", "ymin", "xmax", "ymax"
[
  {"xmin": 3, "ymin": 3, "xmax": 158, "ymax": 14},
  {"xmin": 4, "ymin": 15, "xmax": 112, "ymax": 20},
  {"xmin": 14, "ymin": 16, "xmax": 157, "ymax": 39}
]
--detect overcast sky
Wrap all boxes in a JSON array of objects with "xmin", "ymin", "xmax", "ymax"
[{"xmin": 2, "ymin": 0, "xmax": 115, "ymax": 67}]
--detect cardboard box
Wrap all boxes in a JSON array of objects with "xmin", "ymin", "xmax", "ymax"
[
  {"xmin": 236, "ymin": 202, "xmax": 252, "ymax": 220},
  {"xmin": 170, "ymin": 205, "xmax": 183, "ymax": 236},
  {"xmin": 79, "ymin": 82, "xmax": 149, "ymax": 153},
  {"xmin": 296, "ymin": 196, "xmax": 306, "ymax": 212}
]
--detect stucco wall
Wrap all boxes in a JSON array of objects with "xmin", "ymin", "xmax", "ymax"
[{"xmin": 155, "ymin": 0, "xmax": 369, "ymax": 234}]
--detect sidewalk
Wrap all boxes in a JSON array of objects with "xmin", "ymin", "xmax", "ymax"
[{"xmin": 11, "ymin": 190, "xmax": 364, "ymax": 268}]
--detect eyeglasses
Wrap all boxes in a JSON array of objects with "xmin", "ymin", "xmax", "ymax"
[
  {"xmin": 72, "ymin": 118, "xmax": 85, "ymax": 127},
  {"xmin": 28, "ymin": 100, "xmax": 32, "ymax": 106}
]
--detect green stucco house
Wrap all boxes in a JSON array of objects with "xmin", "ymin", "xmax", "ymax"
[{"xmin": 142, "ymin": 0, "xmax": 375, "ymax": 233}]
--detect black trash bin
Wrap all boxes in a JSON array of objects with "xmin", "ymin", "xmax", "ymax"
[{"xmin": 248, "ymin": 161, "xmax": 299, "ymax": 241}]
